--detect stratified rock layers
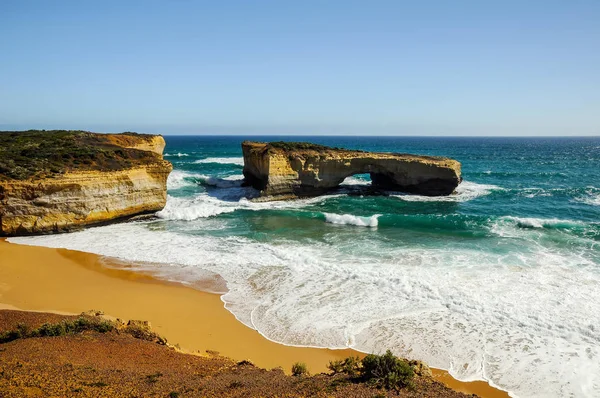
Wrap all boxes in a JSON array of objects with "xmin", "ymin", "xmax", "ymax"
[
  {"xmin": 242, "ymin": 141, "xmax": 461, "ymax": 199},
  {"xmin": 0, "ymin": 134, "xmax": 171, "ymax": 236}
]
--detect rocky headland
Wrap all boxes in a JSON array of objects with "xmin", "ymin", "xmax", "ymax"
[
  {"xmin": 0, "ymin": 130, "xmax": 172, "ymax": 236},
  {"xmin": 242, "ymin": 141, "xmax": 462, "ymax": 200}
]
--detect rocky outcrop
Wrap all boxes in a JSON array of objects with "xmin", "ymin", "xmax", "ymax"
[
  {"xmin": 242, "ymin": 141, "xmax": 461, "ymax": 199},
  {"xmin": 0, "ymin": 131, "xmax": 172, "ymax": 236}
]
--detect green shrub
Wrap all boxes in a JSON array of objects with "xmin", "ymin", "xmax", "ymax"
[
  {"xmin": 0, "ymin": 329, "xmax": 24, "ymax": 344},
  {"xmin": 0, "ymin": 130, "xmax": 160, "ymax": 180},
  {"xmin": 291, "ymin": 362, "xmax": 309, "ymax": 377},
  {"xmin": 0, "ymin": 316, "xmax": 114, "ymax": 344},
  {"xmin": 36, "ymin": 322, "xmax": 67, "ymax": 337},
  {"xmin": 327, "ymin": 356, "xmax": 361, "ymax": 377},
  {"xmin": 361, "ymin": 350, "xmax": 413, "ymax": 390}
]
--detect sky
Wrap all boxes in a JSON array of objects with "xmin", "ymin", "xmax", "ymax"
[{"xmin": 0, "ymin": 0, "xmax": 599, "ymax": 136}]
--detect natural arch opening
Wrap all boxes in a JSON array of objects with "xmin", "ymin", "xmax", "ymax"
[{"xmin": 340, "ymin": 173, "xmax": 372, "ymax": 187}]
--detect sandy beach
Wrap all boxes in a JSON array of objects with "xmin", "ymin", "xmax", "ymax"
[{"xmin": 0, "ymin": 239, "xmax": 508, "ymax": 397}]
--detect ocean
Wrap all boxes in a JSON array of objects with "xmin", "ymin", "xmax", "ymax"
[{"xmin": 10, "ymin": 136, "xmax": 600, "ymax": 397}]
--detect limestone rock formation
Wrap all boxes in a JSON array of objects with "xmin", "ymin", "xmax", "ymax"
[
  {"xmin": 242, "ymin": 141, "xmax": 461, "ymax": 200},
  {"xmin": 0, "ymin": 131, "xmax": 172, "ymax": 236}
]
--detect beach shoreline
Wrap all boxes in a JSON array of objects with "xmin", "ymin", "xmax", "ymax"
[{"xmin": 0, "ymin": 239, "xmax": 508, "ymax": 397}]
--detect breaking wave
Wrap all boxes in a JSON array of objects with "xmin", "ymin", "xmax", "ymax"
[
  {"xmin": 198, "ymin": 175, "xmax": 244, "ymax": 189},
  {"xmin": 391, "ymin": 181, "xmax": 502, "ymax": 202},
  {"xmin": 166, "ymin": 170, "xmax": 204, "ymax": 190},
  {"xmin": 324, "ymin": 213, "xmax": 379, "ymax": 227},
  {"xmin": 194, "ymin": 157, "xmax": 245, "ymax": 166},
  {"xmin": 574, "ymin": 188, "xmax": 600, "ymax": 207},
  {"xmin": 340, "ymin": 176, "xmax": 371, "ymax": 186},
  {"xmin": 164, "ymin": 152, "xmax": 190, "ymax": 157},
  {"xmin": 495, "ymin": 216, "xmax": 584, "ymax": 230},
  {"xmin": 156, "ymin": 195, "xmax": 237, "ymax": 220}
]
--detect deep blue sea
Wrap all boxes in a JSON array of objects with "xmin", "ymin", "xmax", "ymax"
[{"xmin": 12, "ymin": 136, "xmax": 600, "ymax": 397}]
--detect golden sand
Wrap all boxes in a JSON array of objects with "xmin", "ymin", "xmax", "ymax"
[{"xmin": 0, "ymin": 239, "xmax": 508, "ymax": 397}]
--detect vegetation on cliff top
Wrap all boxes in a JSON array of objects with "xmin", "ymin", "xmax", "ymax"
[
  {"xmin": 327, "ymin": 351, "xmax": 414, "ymax": 391},
  {"xmin": 0, "ymin": 310, "xmax": 465, "ymax": 397},
  {"xmin": 0, "ymin": 130, "xmax": 162, "ymax": 180},
  {"xmin": 269, "ymin": 141, "xmax": 346, "ymax": 151}
]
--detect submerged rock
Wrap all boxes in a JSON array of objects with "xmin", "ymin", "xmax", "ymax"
[
  {"xmin": 242, "ymin": 141, "xmax": 461, "ymax": 200},
  {"xmin": 0, "ymin": 130, "xmax": 172, "ymax": 236}
]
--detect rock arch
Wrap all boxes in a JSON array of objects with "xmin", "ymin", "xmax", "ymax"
[{"xmin": 242, "ymin": 141, "xmax": 461, "ymax": 200}]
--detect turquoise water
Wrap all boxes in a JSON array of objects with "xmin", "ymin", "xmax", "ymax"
[{"xmin": 12, "ymin": 136, "xmax": 600, "ymax": 397}]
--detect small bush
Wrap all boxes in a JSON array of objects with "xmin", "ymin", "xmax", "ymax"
[
  {"xmin": 36, "ymin": 322, "xmax": 67, "ymax": 337},
  {"xmin": 124, "ymin": 320, "xmax": 167, "ymax": 344},
  {"xmin": 0, "ymin": 329, "xmax": 23, "ymax": 344},
  {"xmin": 361, "ymin": 350, "xmax": 413, "ymax": 390},
  {"xmin": 328, "ymin": 356, "xmax": 361, "ymax": 377},
  {"xmin": 291, "ymin": 362, "xmax": 309, "ymax": 377},
  {"xmin": 168, "ymin": 393, "xmax": 180, "ymax": 398},
  {"xmin": 0, "ymin": 316, "xmax": 114, "ymax": 344}
]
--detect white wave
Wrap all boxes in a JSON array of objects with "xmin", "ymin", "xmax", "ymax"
[
  {"xmin": 505, "ymin": 216, "xmax": 583, "ymax": 229},
  {"xmin": 324, "ymin": 213, "xmax": 379, "ymax": 227},
  {"xmin": 495, "ymin": 216, "xmax": 583, "ymax": 229},
  {"xmin": 581, "ymin": 194, "xmax": 600, "ymax": 206},
  {"xmin": 489, "ymin": 216, "xmax": 586, "ymax": 239},
  {"xmin": 164, "ymin": 152, "xmax": 189, "ymax": 157},
  {"xmin": 518, "ymin": 187, "xmax": 553, "ymax": 199},
  {"xmin": 9, "ymin": 222, "xmax": 600, "ymax": 398},
  {"xmin": 156, "ymin": 195, "xmax": 237, "ymax": 220},
  {"xmin": 340, "ymin": 176, "xmax": 371, "ymax": 186},
  {"xmin": 166, "ymin": 170, "xmax": 205, "ymax": 190},
  {"xmin": 167, "ymin": 171, "xmax": 245, "ymax": 191},
  {"xmin": 391, "ymin": 181, "xmax": 502, "ymax": 202},
  {"xmin": 200, "ymin": 175, "xmax": 244, "ymax": 189},
  {"xmin": 574, "ymin": 189, "xmax": 600, "ymax": 207},
  {"xmin": 194, "ymin": 157, "xmax": 244, "ymax": 166},
  {"xmin": 156, "ymin": 188, "xmax": 344, "ymax": 221}
]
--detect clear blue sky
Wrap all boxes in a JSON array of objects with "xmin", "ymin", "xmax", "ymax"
[{"xmin": 1, "ymin": 0, "xmax": 598, "ymax": 136}]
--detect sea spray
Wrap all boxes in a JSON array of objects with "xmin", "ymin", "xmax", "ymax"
[
  {"xmin": 390, "ymin": 181, "xmax": 502, "ymax": 202},
  {"xmin": 194, "ymin": 157, "xmax": 245, "ymax": 166},
  {"xmin": 324, "ymin": 213, "xmax": 379, "ymax": 227}
]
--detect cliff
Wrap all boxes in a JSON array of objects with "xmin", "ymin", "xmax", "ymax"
[
  {"xmin": 0, "ymin": 130, "xmax": 172, "ymax": 236},
  {"xmin": 242, "ymin": 141, "xmax": 461, "ymax": 199}
]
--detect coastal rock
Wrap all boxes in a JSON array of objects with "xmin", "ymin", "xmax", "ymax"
[
  {"xmin": 0, "ymin": 131, "xmax": 172, "ymax": 236},
  {"xmin": 242, "ymin": 141, "xmax": 461, "ymax": 199}
]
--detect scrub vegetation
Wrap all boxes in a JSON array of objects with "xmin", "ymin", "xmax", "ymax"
[{"xmin": 0, "ymin": 130, "xmax": 159, "ymax": 180}]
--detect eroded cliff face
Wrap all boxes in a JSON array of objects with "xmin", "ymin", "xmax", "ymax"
[
  {"xmin": 242, "ymin": 141, "xmax": 461, "ymax": 200},
  {"xmin": 104, "ymin": 134, "xmax": 166, "ymax": 155},
  {"xmin": 0, "ymin": 132, "xmax": 171, "ymax": 236}
]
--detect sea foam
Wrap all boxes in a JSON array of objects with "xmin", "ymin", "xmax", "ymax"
[
  {"xmin": 194, "ymin": 157, "xmax": 245, "ymax": 166},
  {"xmin": 157, "ymin": 183, "xmax": 345, "ymax": 221},
  {"xmin": 324, "ymin": 213, "xmax": 379, "ymax": 227},
  {"xmin": 156, "ymin": 195, "xmax": 238, "ymax": 220},
  {"xmin": 164, "ymin": 152, "xmax": 190, "ymax": 157},
  {"xmin": 166, "ymin": 170, "xmax": 204, "ymax": 190},
  {"xmin": 9, "ymin": 221, "xmax": 600, "ymax": 398},
  {"xmin": 574, "ymin": 188, "xmax": 600, "ymax": 207},
  {"xmin": 391, "ymin": 181, "xmax": 502, "ymax": 202},
  {"xmin": 340, "ymin": 176, "xmax": 371, "ymax": 186}
]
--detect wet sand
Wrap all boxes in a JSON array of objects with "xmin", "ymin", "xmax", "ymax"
[{"xmin": 0, "ymin": 239, "xmax": 508, "ymax": 397}]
